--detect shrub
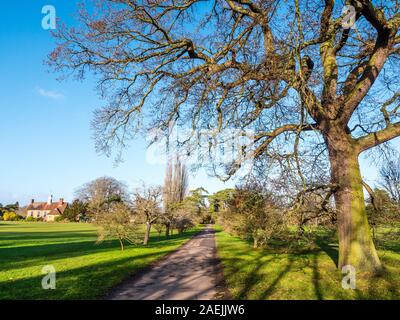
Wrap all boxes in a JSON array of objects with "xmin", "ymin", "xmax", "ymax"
[
  {"xmin": 220, "ymin": 185, "xmax": 287, "ymax": 248},
  {"xmin": 62, "ymin": 200, "xmax": 88, "ymax": 222},
  {"xmin": 55, "ymin": 216, "xmax": 64, "ymax": 222},
  {"xmin": 96, "ymin": 202, "xmax": 140, "ymax": 251},
  {"xmin": 26, "ymin": 216, "xmax": 37, "ymax": 222},
  {"xmin": 3, "ymin": 212, "xmax": 20, "ymax": 221}
]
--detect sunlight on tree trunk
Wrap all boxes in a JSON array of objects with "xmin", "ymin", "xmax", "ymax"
[
  {"xmin": 144, "ymin": 222, "xmax": 152, "ymax": 245},
  {"xmin": 119, "ymin": 238, "xmax": 124, "ymax": 251},
  {"xmin": 328, "ymin": 133, "xmax": 381, "ymax": 273}
]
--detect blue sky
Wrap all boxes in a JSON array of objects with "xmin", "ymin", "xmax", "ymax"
[
  {"xmin": 0, "ymin": 1, "xmax": 235, "ymax": 205},
  {"xmin": 0, "ymin": 1, "xmax": 398, "ymax": 206}
]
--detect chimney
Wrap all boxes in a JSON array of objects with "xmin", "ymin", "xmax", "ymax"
[
  {"xmin": 59, "ymin": 198, "xmax": 64, "ymax": 205},
  {"xmin": 47, "ymin": 195, "xmax": 53, "ymax": 205},
  {"xmin": 31, "ymin": 199, "xmax": 35, "ymax": 204}
]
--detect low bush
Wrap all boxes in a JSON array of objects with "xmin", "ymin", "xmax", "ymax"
[
  {"xmin": 55, "ymin": 216, "xmax": 65, "ymax": 222},
  {"xmin": 3, "ymin": 212, "xmax": 20, "ymax": 221},
  {"xmin": 219, "ymin": 184, "xmax": 288, "ymax": 248}
]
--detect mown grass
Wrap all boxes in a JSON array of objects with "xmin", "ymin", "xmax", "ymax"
[
  {"xmin": 215, "ymin": 225, "xmax": 400, "ymax": 300},
  {"xmin": 0, "ymin": 222, "xmax": 201, "ymax": 300}
]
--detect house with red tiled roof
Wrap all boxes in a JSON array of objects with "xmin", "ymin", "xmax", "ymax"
[{"xmin": 25, "ymin": 196, "xmax": 68, "ymax": 222}]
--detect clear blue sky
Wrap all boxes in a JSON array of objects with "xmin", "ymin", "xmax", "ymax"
[
  {"xmin": 0, "ymin": 1, "xmax": 397, "ymax": 206},
  {"xmin": 0, "ymin": 1, "xmax": 235, "ymax": 205}
]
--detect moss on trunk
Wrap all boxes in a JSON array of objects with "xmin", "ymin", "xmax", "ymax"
[{"xmin": 328, "ymin": 135, "xmax": 382, "ymax": 273}]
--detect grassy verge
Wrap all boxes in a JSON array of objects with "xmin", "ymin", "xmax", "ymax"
[
  {"xmin": 214, "ymin": 225, "xmax": 400, "ymax": 299},
  {"xmin": 0, "ymin": 222, "xmax": 202, "ymax": 300}
]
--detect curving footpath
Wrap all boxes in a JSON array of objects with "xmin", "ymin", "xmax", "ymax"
[{"xmin": 105, "ymin": 226, "xmax": 229, "ymax": 300}]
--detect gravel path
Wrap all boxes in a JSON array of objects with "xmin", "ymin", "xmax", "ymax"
[{"xmin": 106, "ymin": 226, "xmax": 229, "ymax": 300}]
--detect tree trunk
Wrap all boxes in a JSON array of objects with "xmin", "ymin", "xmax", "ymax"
[
  {"xmin": 165, "ymin": 223, "xmax": 170, "ymax": 238},
  {"xmin": 119, "ymin": 238, "xmax": 124, "ymax": 251},
  {"xmin": 144, "ymin": 221, "xmax": 152, "ymax": 245},
  {"xmin": 253, "ymin": 238, "xmax": 258, "ymax": 249},
  {"xmin": 327, "ymin": 132, "xmax": 381, "ymax": 273}
]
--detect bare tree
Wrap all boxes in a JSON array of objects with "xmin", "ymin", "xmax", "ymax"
[
  {"xmin": 76, "ymin": 177, "xmax": 129, "ymax": 220},
  {"xmin": 96, "ymin": 202, "xmax": 139, "ymax": 251},
  {"xmin": 49, "ymin": 1, "xmax": 400, "ymax": 273},
  {"xmin": 133, "ymin": 184, "xmax": 163, "ymax": 245},
  {"xmin": 379, "ymin": 158, "xmax": 400, "ymax": 203},
  {"xmin": 163, "ymin": 157, "xmax": 189, "ymax": 237},
  {"xmin": 222, "ymin": 183, "xmax": 286, "ymax": 248}
]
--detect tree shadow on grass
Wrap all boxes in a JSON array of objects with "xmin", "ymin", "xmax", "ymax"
[
  {"xmin": 217, "ymin": 235, "xmax": 295, "ymax": 300},
  {"xmin": 1, "ymin": 230, "xmax": 198, "ymax": 270},
  {"xmin": 314, "ymin": 234, "xmax": 339, "ymax": 268},
  {"xmin": 0, "ymin": 250, "xmax": 170, "ymax": 300},
  {"xmin": 259, "ymin": 256, "xmax": 294, "ymax": 300},
  {"xmin": 0, "ymin": 231, "xmax": 96, "ymax": 242},
  {"xmin": 311, "ymin": 253, "xmax": 323, "ymax": 300},
  {"xmin": 0, "ymin": 240, "xmax": 112, "ymax": 272},
  {"xmin": 217, "ymin": 230, "xmax": 340, "ymax": 300},
  {"xmin": 0, "ymin": 228, "xmax": 203, "ymax": 300}
]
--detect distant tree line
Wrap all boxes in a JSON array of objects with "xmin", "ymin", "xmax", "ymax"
[
  {"xmin": 57, "ymin": 158, "xmax": 207, "ymax": 250},
  {"xmin": 0, "ymin": 202, "xmax": 20, "ymax": 221}
]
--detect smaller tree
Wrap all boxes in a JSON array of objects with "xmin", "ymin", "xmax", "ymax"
[
  {"xmin": 133, "ymin": 185, "xmax": 163, "ymax": 245},
  {"xmin": 153, "ymin": 222, "xmax": 165, "ymax": 240},
  {"xmin": 172, "ymin": 203, "xmax": 196, "ymax": 234},
  {"xmin": 209, "ymin": 189, "xmax": 235, "ymax": 214},
  {"xmin": 288, "ymin": 186, "xmax": 336, "ymax": 234},
  {"xmin": 366, "ymin": 188, "xmax": 400, "ymax": 237},
  {"xmin": 163, "ymin": 158, "xmax": 189, "ymax": 237},
  {"xmin": 380, "ymin": 159, "xmax": 400, "ymax": 204},
  {"xmin": 223, "ymin": 185, "xmax": 286, "ymax": 248},
  {"xmin": 184, "ymin": 188, "xmax": 209, "ymax": 224},
  {"xmin": 76, "ymin": 176, "xmax": 129, "ymax": 221},
  {"xmin": 4, "ymin": 202, "xmax": 19, "ymax": 212},
  {"xmin": 96, "ymin": 202, "xmax": 139, "ymax": 251},
  {"xmin": 62, "ymin": 200, "xmax": 88, "ymax": 222}
]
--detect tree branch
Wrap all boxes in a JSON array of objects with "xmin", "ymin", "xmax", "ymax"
[{"xmin": 356, "ymin": 122, "xmax": 400, "ymax": 152}]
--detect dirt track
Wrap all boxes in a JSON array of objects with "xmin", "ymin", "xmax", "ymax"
[{"xmin": 106, "ymin": 226, "xmax": 229, "ymax": 300}]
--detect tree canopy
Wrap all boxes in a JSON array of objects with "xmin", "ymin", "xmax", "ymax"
[{"xmin": 49, "ymin": 0, "xmax": 400, "ymax": 273}]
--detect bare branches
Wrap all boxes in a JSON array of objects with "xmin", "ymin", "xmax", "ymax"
[
  {"xmin": 356, "ymin": 121, "xmax": 400, "ymax": 152},
  {"xmin": 49, "ymin": 0, "xmax": 400, "ymax": 182},
  {"xmin": 340, "ymin": 29, "xmax": 392, "ymax": 124},
  {"xmin": 350, "ymin": 0, "xmax": 389, "ymax": 33}
]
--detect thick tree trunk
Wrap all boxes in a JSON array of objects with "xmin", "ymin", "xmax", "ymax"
[
  {"xmin": 327, "ymin": 131, "xmax": 381, "ymax": 273},
  {"xmin": 165, "ymin": 223, "xmax": 170, "ymax": 238},
  {"xmin": 144, "ymin": 221, "xmax": 152, "ymax": 245}
]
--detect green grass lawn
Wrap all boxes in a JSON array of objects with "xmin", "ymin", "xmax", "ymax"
[
  {"xmin": 0, "ymin": 222, "xmax": 201, "ymax": 300},
  {"xmin": 215, "ymin": 225, "xmax": 400, "ymax": 300}
]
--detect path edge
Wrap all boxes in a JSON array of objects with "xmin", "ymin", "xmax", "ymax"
[{"xmin": 102, "ymin": 226, "xmax": 204, "ymax": 300}]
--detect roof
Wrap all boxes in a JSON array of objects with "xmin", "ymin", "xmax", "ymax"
[{"xmin": 26, "ymin": 202, "xmax": 68, "ymax": 216}]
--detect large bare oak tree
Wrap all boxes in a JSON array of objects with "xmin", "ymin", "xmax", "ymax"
[{"xmin": 49, "ymin": 0, "xmax": 400, "ymax": 273}]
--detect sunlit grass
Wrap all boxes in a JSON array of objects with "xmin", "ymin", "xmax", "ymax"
[
  {"xmin": 0, "ymin": 222, "xmax": 201, "ymax": 300},
  {"xmin": 215, "ymin": 225, "xmax": 400, "ymax": 300}
]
